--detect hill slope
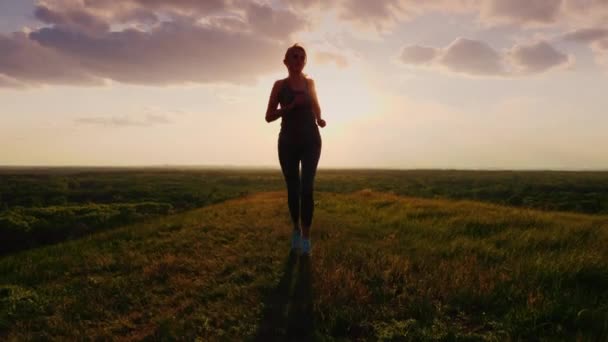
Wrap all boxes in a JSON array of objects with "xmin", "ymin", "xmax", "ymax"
[{"xmin": 1, "ymin": 190, "xmax": 607, "ymax": 340}]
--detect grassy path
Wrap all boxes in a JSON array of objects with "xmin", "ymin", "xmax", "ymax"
[{"xmin": 1, "ymin": 190, "xmax": 607, "ymax": 340}]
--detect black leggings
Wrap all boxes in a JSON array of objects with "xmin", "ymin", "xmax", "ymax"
[{"xmin": 278, "ymin": 139, "xmax": 322, "ymax": 228}]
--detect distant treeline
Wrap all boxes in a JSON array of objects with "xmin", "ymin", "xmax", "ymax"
[{"xmin": 1, "ymin": 168, "xmax": 607, "ymax": 254}]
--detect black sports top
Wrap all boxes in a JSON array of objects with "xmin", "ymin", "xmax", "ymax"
[{"xmin": 277, "ymin": 78, "xmax": 321, "ymax": 145}]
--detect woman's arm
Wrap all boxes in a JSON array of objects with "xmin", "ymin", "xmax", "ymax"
[
  {"xmin": 307, "ymin": 78, "xmax": 326, "ymax": 127},
  {"xmin": 265, "ymin": 80, "xmax": 292, "ymax": 123}
]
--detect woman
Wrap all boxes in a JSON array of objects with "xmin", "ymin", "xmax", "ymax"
[{"xmin": 265, "ymin": 43, "xmax": 326, "ymax": 257}]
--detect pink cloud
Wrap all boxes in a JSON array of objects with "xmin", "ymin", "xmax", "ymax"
[
  {"xmin": 400, "ymin": 37, "xmax": 571, "ymax": 77},
  {"xmin": 561, "ymin": 28, "xmax": 608, "ymax": 43},
  {"xmin": 399, "ymin": 45, "xmax": 439, "ymax": 65},
  {"xmin": 507, "ymin": 40, "xmax": 571, "ymax": 74},
  {"xmin": 0, "ymin": 31, "xmax": 102, "ymax": 86},
  {"xmin": 0, "ymin": 0, "xmax": 308, "ymax": 87},
  {"xmin": 481, "ymin": 0, "xmax": 562, "ymax": 25},
  {"xmin": 291, "ymin": 0, "xmax": 608, "ymax": 31},
  {"xmin": 438, "ymin": 38, "xmax": 506, "ymax": 75}
]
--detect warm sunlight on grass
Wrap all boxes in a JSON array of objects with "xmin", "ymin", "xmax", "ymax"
[{"xmin": 2, "ymin": 187, "xmax": 607, "ymax": 340}]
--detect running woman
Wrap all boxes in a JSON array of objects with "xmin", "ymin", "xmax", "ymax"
[{"xmin": 265, "ymin": 43, "xmax": 326, "ymax": 256}]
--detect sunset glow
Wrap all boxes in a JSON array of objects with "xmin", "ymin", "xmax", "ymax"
[{"xmin": 1, "ymin": 0, "xmax": 607, "ymax": 169}]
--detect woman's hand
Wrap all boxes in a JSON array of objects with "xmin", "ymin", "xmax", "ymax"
[{"xmin": 316, "ymin": 118, "xmax": 326, "ymax": 128}]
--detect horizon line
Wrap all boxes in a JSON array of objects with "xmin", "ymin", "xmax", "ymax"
[{"xmin": 1, "ymin": 164, "xmax": 607, "ymax": 172}]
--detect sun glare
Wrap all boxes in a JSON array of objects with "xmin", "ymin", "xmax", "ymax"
[{"xmin": 306, "ymin": 61, "xmax": 381, "ymax": 125}]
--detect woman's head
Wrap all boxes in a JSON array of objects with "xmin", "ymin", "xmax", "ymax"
[{"xmin": 283, "ymin": 43, "xmax": 307, "ymax": 74}]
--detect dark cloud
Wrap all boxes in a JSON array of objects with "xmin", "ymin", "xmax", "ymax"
[
  {"xmin": 0, "ymin": 0, "xmax": 306, "ymax": 87},
  {"xmin": 400, "ymin": 37, "xmax": 570, "ymax": 77},
  {"xmin": 243, "ymin": 1, "xmax": 308, "ymax": 40},
  {"xmin": 291, "ymin": 0, "xmax": 608, "ymax": 32},
  {"xmin": 81, "ymin": 0, "xmax": 229, "ymax": 18},
  {"xmin": 508, "ymin": 40, "xmax": 571, "ymax": 73},
  {"xmin": 0, "ymin": 31, "xmax": 103, "ymax": 86},
  {"xmin": 561, "ymin": 27, "xmax": 608, "ymax": 43},
  {"xmin": 335, "ymin": 0, "xmax": 477, "ymax": 31},
  {"xmin": 438, "ymin": 38, "xmax": 506, "ymax": 75},
  {"xmin": 2, "ymin": 0, "xmax": 600, "ymax": 87},
  {"xmin": 34, "ymin": 4, "xmax": 110, "ymax": 33},
  {"xmin": 562, "ymin": 0, "xmax": 608, "ymax": 24},
  {"xmin": 287, "ymin": 0, "xmax": 574, "ymax": 31},
  {"xmin": 286, "ymin": 0, "xmax": 476, "ymax": 32},
  {"xmin": 481, "ymin": 0, "xmax": 562, "ymax": 25},
  {"xmin": 28, "ymin": 20, "xmax": 285, "ymax": 85}
]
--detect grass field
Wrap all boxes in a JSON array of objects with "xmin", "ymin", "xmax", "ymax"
[
  {"xmin": 1, "ymin": 170, "xmax": 607, "ymax": 340},
  {"xmin": 2, "ymin": 168, "xmax": 607, "ymax": 254}
]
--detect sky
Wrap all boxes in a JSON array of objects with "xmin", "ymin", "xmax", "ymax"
[{"xmin": 1, "ymin": 0, "xmax": 607, "ymax": 170}]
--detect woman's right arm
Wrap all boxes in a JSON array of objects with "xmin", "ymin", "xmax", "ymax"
[{"xmin": 265, "ymin": 80, "xmax": 291, "ymax": 123}]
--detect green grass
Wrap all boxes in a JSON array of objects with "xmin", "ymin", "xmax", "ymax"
[
  {"xmin": 3, "ymin": 168, "xmax": 608, "ymax": 254},
  {"xmin": 1, "ymin": 189, "xmax": 607, "ymax": 340},
  {"xmin": 3, "ymin": 169, "xmax": 608, "ymax": 215}
]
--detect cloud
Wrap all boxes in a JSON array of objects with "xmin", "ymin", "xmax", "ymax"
[
  {"xmin": 592, "ymin": 39, "xmax": 608, "ymax": 52},
  {"xmin": 559, "ymin": 27, "xmax": 608, "ymax": 70},
  {"xmin": 287, "ymin": 0, "xmax": 478, "ymax": 33},
  {"xmin": 336, "ymin": 0, "xmax": 405, "ymax": 32},
  {"xmin": 291, "ymin": 0, "xmax": 608, "ymax": 33},
  {"xmin": 0, "ymin": 74, "xmax": 26, "ymax": 88},
  {"xmin": 3, "ymin": 0, "xmax": 604, "ymax": 87},
  {"xmin": 399, "ymin": 45, "xmax": 438, "ymax": 65},
  {"xmin": 243, "ymin": 1, "xmax": 308, "ymax": 40},
  {"xmin": 28, "ymin": 20, "xmax": 286, "ymax": 85},
  {"xmin": 437, "ymin": 38, "xmax": 506, "ymax": 75},
  {"xmin": 287, "ymin": 0, "xmax": 567, "ymax": 32},
  {"xmin": 0, "ymin": 31, "xmax": 103, "ymax": 86},
  {"xmin": 590, "ymin": 39, "xmax": 608, "ymax": 68},
  {"xmin": 507, "ymin": 40, "xmax": 571, "ymax": 74},
  {"xmin": 80, "ymin": 0, "xmax": 229, "ymax": 23},
  {"xmin": 74, "ymin": 112, "xmax": 174, "ymax": 127},
  {"xmin": 34, "ymin": 3, "xmax": 110, "ymax": 33},
  {"xmin": 477, "ymin": 0, "xmax": 608, "ymax": 28},
  {"xmin": 399, "ymin": 37, "xmax": 571, "ymax": 77},
  {"xmin": 0, "ymin": 0, "xmax": 308, "ymax": 88},
  {"xmin": 480, "ymin": 0, "xmax": 562, "ymax": 26},
  {"xmin": 561, "ymin": 28, "xmax": 608, "ymax": 43},
  {"xmin": 562, "ymin": 0, "xmax": 608, "ymax": 26}
]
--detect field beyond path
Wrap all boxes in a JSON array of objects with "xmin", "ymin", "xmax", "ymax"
[{"xmin": 1, "ymin": 190, "xmax": 607, "ymax": 340}]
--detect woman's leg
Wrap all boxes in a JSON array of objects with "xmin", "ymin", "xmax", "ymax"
[
  {"xmin": 300, "ymin": 140, "xmax": 321, "ymax": 239},
  {"xmin": 278, "ymin": 140, "xmax": 302, "ymax": 230}
]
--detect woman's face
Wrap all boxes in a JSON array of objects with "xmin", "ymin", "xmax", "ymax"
[{"xmin": 284, "ymin": 49, "xmax": 306, "ymax": 73}]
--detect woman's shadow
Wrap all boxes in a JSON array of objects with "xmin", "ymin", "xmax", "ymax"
[{"xmin": 253, "ymin": 250, "xmax": 314, "ymax": 341}]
